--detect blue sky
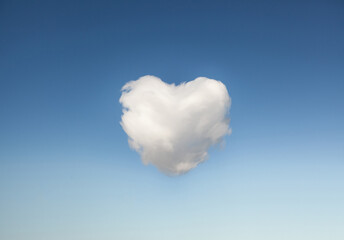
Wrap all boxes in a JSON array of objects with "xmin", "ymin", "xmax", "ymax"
[{"xmin": 1, "ymin": 0, "xmax": 343, "ymax": 239}]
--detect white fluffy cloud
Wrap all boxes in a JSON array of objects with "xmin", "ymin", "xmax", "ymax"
[{"xmin": 119, "ymin": 75, "xmax": 231, "ymax": 175}]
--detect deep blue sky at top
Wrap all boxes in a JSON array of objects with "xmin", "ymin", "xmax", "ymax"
[
  {"xmin": 0, "ymin": 0, "xmax": 343, "ymax": 239},
  {"xmin": 1, "ymin": 0, "xmax": 343, "ymax": 161}
]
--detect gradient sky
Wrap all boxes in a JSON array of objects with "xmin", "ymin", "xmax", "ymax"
[{"xmin": 1, "ymin": 0, "xmax": 343, "ymax": 239}]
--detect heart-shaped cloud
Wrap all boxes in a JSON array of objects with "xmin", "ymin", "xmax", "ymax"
[{"xmin": 119, "ymin": 75, "xmax": 231, "ymax": 175}]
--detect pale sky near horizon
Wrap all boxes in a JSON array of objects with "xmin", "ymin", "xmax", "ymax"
[{"xmin": 1, "ymin": 0, "xmax": 344, "ymax": 239}]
